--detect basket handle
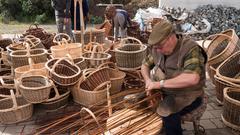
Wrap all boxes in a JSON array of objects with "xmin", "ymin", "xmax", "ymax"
[
  {"xmin": 50, "ymin": 57, "xmax": 74, "ymax": 73},
  {"xmin": 82, "ymin": 68, "xmax": 95, "ymax": 80},
  {"xmin": 120, "ymin": 37, "xmax": 143, "ymax": 46},
  {"xmin": 80, "ymin": 107, "xmax": 105, "ymax": 135},
  {"xmin": 53, "ymin": 33, "xmax": 71, "ymax": 43},
  {"xmin": 28, "ymin": 23, "xmax": 39, "ymax": 30},
  {"xmin": 24, "ymin": 37, "xmax": 36, "ymax": 49},
  {"xmin": 202, "ymin": 33, "xmax": 236, "ymax": 51},
  {"xmin": 84, "ymin": 42, "xmax": 94, "ymax": 52},
  {"xmin": 51, "ymin": 81, "xmax": 60, "ymax": 97},
  {"xmin": 10, "ymin": 89, "xmax": 18, "ymax": 109}
]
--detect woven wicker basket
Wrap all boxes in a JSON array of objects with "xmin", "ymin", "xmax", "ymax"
[
  {"xmin": 204, "ymin": 29, "xmax": 240, "ymax": 66},
  {"xmin": 222, "ymin": 87, "xmax": 240, "ymax": 131},
  {"xmin": 207, "ymin": 64, "xmax": 217, "ymax": 85},
  {"xmin": 74, "ymin": 28, "xmax": 105, "ymax": 44},
  {"xmin": 115, "ymin": 37, "xmax": 147, "ymax": 70},
  {"xmin": 18, "ymin": 75, "xmax": 52, "ymax": 103},
  {"xmin": 41, "ymin": 82, "xmax": 70, "ymax": 112},
  {"xmin": 82, "ymin": 47, "xmax": 111, "ymax": 68},
  {"xmin": 80, "ymin": 67, "xmax": 110, "ymax": 91},
  {"xmin": 45, "ymin": 58, "xmax": 82, "ymax": 86},
  {"xmin": 52, "ymin": 33, "xmax": 71, "ymax": 44},
  {"xmin": 98, "ymin": 62, "xmax": 126, "ymax": 95},
  {"xmin": 216, "ymin": 51, "xmax": 240, "ymax": 84},
  {"xmin": 83, "ymin": 42, "xmax": 111, "ymax": 53},
  {"xmin": 71, "ymin": 79, "xmax": 109, "ymax": 107},
  {"xmin": 51, "ymin": 35, "xmax": 82, "ymax": 59},
  {"xmin": 10, "ymin": 48, "xmax": 48, "ymax": 69},
  {"xmin": 0, "ymin": 90, "xmax": 33, "ymax": 124},
  {"xmin": 0, "ymin": 76, "xmax": 16, "ymax": 100},
  {"xmin": 214, "ymin": 75, "xmax": 240, "ymax": 104}
]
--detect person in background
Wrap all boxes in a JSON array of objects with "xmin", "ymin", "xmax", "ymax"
[
  {"xmin": 51, "ymin": 0, "xmax": 74, "ymax": 41},
  {"xmin": 141, "ymin": 20, "xmax": 207, "ymax": 135},
  {"xmin": 70, "ymin": 0, "xmax": 89, "ymax": 30},
  {"xmin": 105, "ymin": 5, "xmax": 131, "ymax": 41}
]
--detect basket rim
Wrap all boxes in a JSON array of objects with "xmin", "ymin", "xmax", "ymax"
[
  {"xmin": 19, "ymin": 75, "xmax": 52, "ymax": 90},
  {"xmin": 221, "ymin": 115, "xmax": 240, "ymax": 131},
  {"xmin": 223, "ymin": 87, "xmax": 240, "ymax": 106},
  {"xmin": 114, "ymin": 44, "xmax": 147, "ymax": 54},
  {"xmin": 14, "ymin": 63, "xmax": 46, "ymax": 73},
  {"xmin": 82, "ymin": 52, "xmax": 111, "ymax": 60},
  {"xmin": 42, "ymin": 90, "xmax": 70, "ymax": 103}
]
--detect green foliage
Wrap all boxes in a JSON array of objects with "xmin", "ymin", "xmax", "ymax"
[{"xmin": 35, "ymin": 13, "xmax": 48, "ymax": 24}]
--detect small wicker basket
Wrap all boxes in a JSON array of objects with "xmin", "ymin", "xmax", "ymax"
[{"xmin": 114, "ymin": 37, "xmax": 147, "ymax": 70}]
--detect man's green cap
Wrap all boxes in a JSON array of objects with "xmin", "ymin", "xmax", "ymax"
[{"xmin": 148, "ymin": 20, "xmax": 174, "ymax": 46}]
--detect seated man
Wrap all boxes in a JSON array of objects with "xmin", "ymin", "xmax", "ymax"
[
  {"xmin": 141, "ymin": 20, "xmax": 207, "ymax": 135},
  {"xmin": 105, "ymin": 5, "xmax": 131, "ymax": 41}
]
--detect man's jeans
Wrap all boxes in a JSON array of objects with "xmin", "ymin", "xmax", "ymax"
[
  {"xmin": 162, "ymin": 97, "xmax": 202, "ymax": 135},
  {"xmin": 56, "ymin": 16, "xmax": 75, "ymax": 42}
]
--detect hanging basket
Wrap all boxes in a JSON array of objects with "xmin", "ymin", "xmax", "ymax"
[
  {"xmin": 115, "ymin": 37, "xmax": 147, "ymax": 70},
  {"xmin": 0, "ymin": 90, "xmax": 33, "ymax": 124},
  {"xmin": 45, "ymin": 58, "xmax": 82, "ymax": 86},
  {"xmin": 18, "ymin": 75, "xmax": 52, "ymax": 103},
  {"xmin": 222, "ymin": 87, "xmax": 240, "ymax": 131},
  {"xmin": 203, "ymin": 29, "xmax": 240, "ymax": 66},
  {"xmin": 40, "ymin": 82, "xmax": 70, "ymax": 112}
]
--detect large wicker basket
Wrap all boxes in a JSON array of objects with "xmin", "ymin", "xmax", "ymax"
[
  {"xmin": 98, "ymin": 62, "xmax": 126, "ymax": 95},
  {"xmin": 222, "ymin": 87, "xmax": 240, "ymax": 131},
  {"xmin": 0, "ymin": 90, "xmax": 33, "ymax": 124},
  {"xmin": 82, "ymin": 47, "xmax": 111, "ymax": 68},
  {"xmin": 71, "ymin": 79, "xmax": 109, "ymax": 107},
  {"xmin": 73, "ymin": 57, "xmax": 87, "ymax": 70},
  {"xmin": 10, "ymin": 48, "xmax": 48, "ymax": 69},
  {"xmin": 18, "ymin": 75, "xmax": 52, "ymax": 103},
  {"xmin": 45, "ymin": 58, "xmax": 82, "ymax": 86},
  {"xmin": 216, "ymin": 51, "xmax": 240, "ymax": 83},
  {"xmin": 204, "ymin": 29, "xmax": 240, "ymax": 66},
  {"xmin": 114, "ymin": 37, "xmax": 147, "ymax": 70},
  {"xmin": 214, "ymin": 75, "xmax": 240, "ymax": 104}
]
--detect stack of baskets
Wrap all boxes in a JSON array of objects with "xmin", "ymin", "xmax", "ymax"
[
  {"xmin": 203, "ymin": 29, "xmax": 240, "ymax": 84},
  {"xmin": 114, "ymin": 37, "xmax": 147, "ymax": 71},
  {"xmin": 222, "ymin": 87, "xmax": 240, "ymax": 131},
  {"xmin": 215, "ymin": 51, "xmax": 240, "ymax": 103}
]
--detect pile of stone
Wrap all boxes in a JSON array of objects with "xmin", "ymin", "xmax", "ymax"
[{"xmin": 162, "ymin": 5, "xmax": 240, "ymax": 40}]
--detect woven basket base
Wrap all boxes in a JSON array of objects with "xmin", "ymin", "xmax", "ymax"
[{"xmin": 221, "ymin": 115, "xmax": 240, "ymax": 131}]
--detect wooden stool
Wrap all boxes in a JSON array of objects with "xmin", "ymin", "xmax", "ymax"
[{"xmin": 181, "ymin": 94, "xmax": 208, "ymax": 135}]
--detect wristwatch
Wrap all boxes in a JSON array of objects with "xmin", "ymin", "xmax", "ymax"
[{"xmin": 160, "ymin": 80, "xmax": 165, "ymax": 89}]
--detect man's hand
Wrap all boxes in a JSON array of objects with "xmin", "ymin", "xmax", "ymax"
[{"xmin": 145, "ymin": 80, "xmax": 160, "ymax": 95}]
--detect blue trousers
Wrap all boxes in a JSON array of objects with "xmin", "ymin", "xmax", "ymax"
[{"xmin": 162, "ymin": 97, "xmax": 202, "ymax": 135}]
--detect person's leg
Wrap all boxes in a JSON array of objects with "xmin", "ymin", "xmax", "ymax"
[
  {"xmin": 162, "ymin": 112, "xmax": 182, "ymax": 135},
  {"xmin": 65, "ymin": 19, "xmax": 75, "ymax": 42},
  {"xmin": 56, "ymin": 15, "xmax": 64, "ymax": 34}
]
